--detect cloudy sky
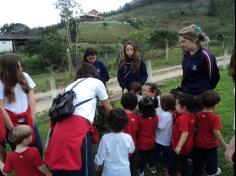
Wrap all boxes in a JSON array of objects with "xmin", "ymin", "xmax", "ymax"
[{"xmin": 0, "ymin": 0, "xmax": 133, "ymax": 28}]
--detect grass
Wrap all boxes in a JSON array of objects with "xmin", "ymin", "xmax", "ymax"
[{"xmin": 29, "ymin": 69, "xmax": 235, "ymax": 176}]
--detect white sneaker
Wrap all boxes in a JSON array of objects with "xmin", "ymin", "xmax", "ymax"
[
  {"xmin": 138, "ymin": 171, "xmax": 144, "ymax": 176},
  {"xmin": 207, "ymin": 167, "xmax": 222, "ymax": 176},
  {"xmin": 147, "ymin": 164, "xmax": 157, "ymax": 174}
]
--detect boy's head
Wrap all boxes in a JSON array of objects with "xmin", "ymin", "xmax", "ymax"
[
  {"xmin": 12, "ymin": 125, "xmax": 32, "ymax": 145},
  {"xmin": 201, "ymin": 89, "xmax": 221, "ymax": 108},
  {"xmin": 109, "ymin": 108, "xmax": 128, "ymax": 132},
  {"xmin": 176, "ymin": 93, "xmax": 196, "ymax": 113},
  {"xmin": 143, "ymin": 83, "xmax": 161, "ymax": 97},
  {"xmin": 138, "ymin": 97, "xmax": 156, "ymax": 118},
  {"xmin": 121, "ymin": 92, "xmax": 138, "ymax": 111},
  {"xmin": 129, "ymin": 81, "xmax": 142, "ymax": 94},
  {"xmin": 160, "ymin": 93, "xmax": 176, "ymax": 112}
]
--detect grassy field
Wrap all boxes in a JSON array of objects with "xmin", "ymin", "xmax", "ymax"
[{"xmin": 31, "ymin": 69, "xmax": 235, "ymax": 176}]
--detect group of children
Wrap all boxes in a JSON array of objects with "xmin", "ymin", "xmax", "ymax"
[{"xmin": 94, "ymin": 82, "xmax": 227, "ymax": 176}]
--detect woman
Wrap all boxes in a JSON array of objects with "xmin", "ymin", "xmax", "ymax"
[
  {"xmin": 45, "ymin": 62, "xmax": 113, "ymax": 176},
  {"xmin": 178, "ymin": 24, "xmax": 220, "ymax": 96},
  {"xmin": 83, "ymin": 47, "xmax": 110, "ymax": 86},
  {"xmin": 117, "ymin": 41, "xmax": 148, "ymax": 94}
]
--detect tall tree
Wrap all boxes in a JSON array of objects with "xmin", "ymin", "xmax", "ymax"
[{"xmin": 0, "ymin": 23, "xmax": 30, "ymax": 35}]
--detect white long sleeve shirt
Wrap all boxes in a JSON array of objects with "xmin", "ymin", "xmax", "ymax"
[{"xmin": 95, "ymin": 132, "xmax": 135, "ymax": 176}]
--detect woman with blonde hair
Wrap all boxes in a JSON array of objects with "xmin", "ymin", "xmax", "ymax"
[{"xmin": 178, "ymin": 24, "xmax": 220, "ymax": 96}]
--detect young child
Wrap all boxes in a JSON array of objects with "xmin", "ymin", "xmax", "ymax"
[
  {"xmin": 192, "ymin": 90, "xmax": 227, "ymax": 176},
  {"xmin": 129, "ymin": 81, "xmax": 142, "ymax": 102},
  {"xmin": 169, "ymin": 93, "xmax": 196, "ymax": 176},
  {"xmin": 121, "ymin": 92, "xmax": 139, "ymax": 176},
  {"xmin": 155, "ymin": 93, "xmax": 176, "ymax": 175},
  {"xmin": 137, "ymin": 97, "xmax": 159, "ymax": 176},
  {"xmin": 94, "ymin": 108, "xmax": 135, "ymax": 176},
  {"xmin": 0, "ymin": 125, "xmax": 51, "ymax": 176},
  {"xmin": 143, "ymin": 83, "xmax": 161, "ymax": 108}
]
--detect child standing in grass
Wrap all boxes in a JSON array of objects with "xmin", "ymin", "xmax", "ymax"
[
  {"xmin": 0, "ymin": 125, "xmax": 51, "ymax": 176},
  {"xmin": 155, "ymin": 93, "xmax": 176, "ymax": 175},
  {"xmin": 169, "ymin": 93, "xmax": 196, "ymax": 176},
  {"xmin": 192, "ymin": 90, "xmax": 227, "ymax": 176},
  {"xmin": 121, "ymin": 92, "xmax": 139, "ymax": 176},
  {"xmin": 137, "ymin": 97, "xmax": 159, "ymax": 176},
  {"xmin": 94, "ymin": 108, "xmax": 135, "ymax": 176}
]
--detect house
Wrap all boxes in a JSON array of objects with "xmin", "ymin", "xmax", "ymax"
[
  {"xmin": 79, "ymin": 9, "xmax": 101, "ymax": 22},
  {"xmin": 0, "ymin": 35, "xmax": 40, "ymax": 53}
]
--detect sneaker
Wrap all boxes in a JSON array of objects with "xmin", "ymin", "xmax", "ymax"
[
  {"xmin": 207, "ymin": 167, "xmax": 222, "ymax": 176},
  {"xmin": 138, "ymin": 171, "xmax": 144, "ymax": 176},
  {"xmin": 147, "ymin": 165, "xmax": 157, "ymax": 174}
]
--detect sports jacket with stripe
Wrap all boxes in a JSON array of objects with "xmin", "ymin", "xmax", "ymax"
[{"xmin": 181, "ymin": 48, "xmax": 220, "ymax": 95}]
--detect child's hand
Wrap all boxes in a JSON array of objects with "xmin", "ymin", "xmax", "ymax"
[
  {"xmin": 174, "ymin": 146, "xmax": 182, "ymax": 155},
  {"xmin": 95, "ymin": 165, "xmax": 102, "ymax": 174}
]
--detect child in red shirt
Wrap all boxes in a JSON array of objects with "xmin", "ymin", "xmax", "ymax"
[
  {"xmin": 192, "ymin": 90, "xmax": 227, "ymax": 176},
  {"xmin": 0, "ymin": 125, "xmax": 51, "ymax": 176},
  {"xmin": 169, "ymin": 93, "xmax": 195, "ymax": 176},
  {"xmin": 137, "ymin": 97, "xmax": 159, "ymax": 176},
  {"xmin": 121, "ymin": 92, "xmax": 139, "ymax": 176}
]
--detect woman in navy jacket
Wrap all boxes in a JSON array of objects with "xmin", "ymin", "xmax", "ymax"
[
  {"xmin": 117, "ymin": 41, "xmax": 148, "ymax": 94},
  {"xmin": 178, "ymin": 24, "xmax": 220, "ymax": 96}
]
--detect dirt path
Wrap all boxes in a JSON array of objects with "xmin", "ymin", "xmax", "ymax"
[{"xmin": 35, "ymin": 56, "xmax": 229, "ymax": 114}]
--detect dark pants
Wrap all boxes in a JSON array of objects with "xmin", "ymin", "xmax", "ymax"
[
  {"xmin": 169, "ymin": 151, "xmax": 190, "ymax": 176},
  {"xmin": 52, "ymin": 133, "xmax": 93, "ymax": 176},
  {"xmin": 192, "ymin": 147, "xmax": 218, "ymax": 176},
  {"xmin": 155, "ymin": 143, "xmax": 172, "ymax": 170},
  {"xmin": 138, "ymin": 149, "xmax": 156, "ymax": 173},
  {"xmin": 129, "ymin": 151, "xmax": 138, "ymax": 176}
]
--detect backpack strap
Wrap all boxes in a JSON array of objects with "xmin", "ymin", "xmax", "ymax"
[
  {"xmin": 74, "ymin": 97, "xmax": 94, "ymax": 108},
  {"xmin": 71, "ymin": 78, "xmax": 87, "ymax": 90}
]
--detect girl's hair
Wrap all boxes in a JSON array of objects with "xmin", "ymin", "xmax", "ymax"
[
  {"xmin": 129, "ymin": 81, "xmax": 142, "ymax": 94},
  {"xmin": 228, "ymin": 46, "xmax": 235, "ymax": 82},
  {"xmin": 12, "ymin": 125, "xmax": 32, "ymax": 145},
  {"xmin": 119, "ymin": 41, "xmax": 141, "ymax": 72},
  {"xmin": 75, "ymin": 62, "xmax": 99, "ymax": 80},
  {"xmin": 138, "ymin": 97, "xmax": 156, "ymax": 118},
  {"xmin": 109, "ymin": 108, "xmax": 128, "ymax": 132},
  {"xmin": 0, "ymin": 54, "xmax": 30, "ymax": 103},
  {"xmin": 160, "ymin": 93, "xmax": 176, "ymax": 112},
  {"xmin": 121, "ymin": 92, "xmax": 138, "ymax": 111},
  {"xmin": 201, "ymin": 89, "xmax": 221, "ymax": 108},
  {"xmin": 83, "ymin": 47, "xmax": 97, "ymax": 61},
  {"xmin": 177, "ymin": 93, "xmax": 196, "ymax": 112},
  {"xmin": 178, "ymin": 24, "xmax": 209, "ymax": 45},
  {"xmin": 144, "ymin": 82, "xmax": 161, "ymax": 108}
]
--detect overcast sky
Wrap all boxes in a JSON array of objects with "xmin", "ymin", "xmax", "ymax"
[{"xmin": 0, "ymin": 0, "xmax": 133, "ymax": 28}]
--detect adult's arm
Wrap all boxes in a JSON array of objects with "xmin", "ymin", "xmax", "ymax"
[
  {"xmin": 139, "ymin": 60, "xmax": 148, "ymax": 85},
  {"xmin": 0, "ymin": 100, "xmax": 14, "ymax": 130},
  {"xmin": 117, "ymin": 67, "xmax": 126, "ymax": 90},
  {"xmin": 28, "ymin": 89, "xmax": 36, "ymax": 123},
  {"xmin": 101, "ymin": 99, "xmax": 113, "ymax": 113},
  {"xmin": 100, "ymin": 63, "xmax": 110, "ymax": 84}
]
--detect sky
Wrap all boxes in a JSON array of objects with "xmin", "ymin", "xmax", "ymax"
[{"xmin": 0, "ymin": 0, "xmax": 133, "ymax": 28}]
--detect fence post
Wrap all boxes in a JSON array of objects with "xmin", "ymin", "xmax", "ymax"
[
  {"xmin": 223, "ymin": 47, "xmax": 228, "ymax": 69},
  {"xmin": 49, "ymin": 76, "xmax": 57, "ymax": 99},
  {"xmin": 147, "ymin": 60, "xmax": 153, "ymax": 82},
  {"xmin": 165, "ymin": 39, "xmax": 169, "ymax": 60}
]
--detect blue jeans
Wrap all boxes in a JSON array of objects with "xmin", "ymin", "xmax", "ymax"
[
  {"xmin": 192, "ymin": 147, "xmax": 218, "ymax": 176},
  {"xmin": 155, "ymin": 143, "xmax": 172, "ymax": 170},
  {"xmin": 52, "ymin": 133, "xmax": 93, "ymax": 176}
]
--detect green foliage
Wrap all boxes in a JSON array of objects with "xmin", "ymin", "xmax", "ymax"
[
  {"xmin": 148, "ymin": 30, "xmax": 178, "ymax": 56},
  {"xmin": 0, "ymin": 23, "xmax": 30, "ymax": 35},
  {"xmin": 102, "ymin": 22, "xmax": 108, "ymax": 28}
]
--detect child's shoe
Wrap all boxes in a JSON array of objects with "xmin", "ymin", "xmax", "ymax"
[
  {"xmin": 207, "ymin": 167, "xmax": 222, "ymax": 176},
  {"xmin": 138, "ymin": 171, "xmax": 144, "ymax": 176},
  {"xmin": 147, "ymin": 164, "xmax": 157, "ymax": 174}
]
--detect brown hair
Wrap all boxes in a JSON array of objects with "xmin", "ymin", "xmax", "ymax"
[
  {"xmin": 0, "ymin": 54, "xmax": 30, "ymax": 103},
  {"xmin": 12, "ymin": 125, "xmax": 32, "ymax": 145},
  {"xmin": 178, "ymin": 24, "xmax": 209, "ymax": 45},
  {"xmin": 119, "ymin": 41, "xmax": 141, "ymax": 72},
  {"xmin": 75, "ymin": 62, "xmax": 99, "ymax": 80},
  {"xmin": 228, "ymin": 46, "xmax": 235, "ymax": 82},
  {"xmin": 201, "ymin": 89, "xmax": 221, "ymax": 108},
  {"xmin": 160, "ymin": 93, "xmax": 176, "ymax": 112}
]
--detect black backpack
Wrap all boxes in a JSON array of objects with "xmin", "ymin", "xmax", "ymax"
[{"xmin": 49, "ymin": 78, "xmax": 93, "ymax": 123}]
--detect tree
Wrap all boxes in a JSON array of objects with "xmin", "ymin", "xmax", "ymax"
[
  {"xmin": 0, "ymin": 23, "xmax": 30, "ymax": 35},
  {"xmin": 148, "ymin": 30, "xmax": 178, "ymax": 56}
]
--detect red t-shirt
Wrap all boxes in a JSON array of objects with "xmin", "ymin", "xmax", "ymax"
[
  {"xmin": 123, "ymin": 112, "xmax": 139, "ymax": 147},
  {"xmin": 3, "ymin": 147, "xmax": 45, "ymax": 176},
  {"xmin": 137, "ymin": 115, "xmax": 159, "ymax": 150},
  {"xmin": 194, "ymin": 111, "xmax": 222, "ymax": 149},
  {"xmin": 171, "ymin": 113, "xmax": 195, "ymax": 155}
]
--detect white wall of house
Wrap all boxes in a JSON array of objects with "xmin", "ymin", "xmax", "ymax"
[{"xmin": 0, "ymin": 41, "xmax": 13, "ymax": 53}]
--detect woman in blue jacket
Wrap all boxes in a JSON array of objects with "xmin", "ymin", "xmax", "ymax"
[
  {"xmin": 117, "ymin": 41, "xmax": 148, "ymax": 94},
  {"xmin": 178, "ymin": 24, "xmax": 220, "ymax": 96}
]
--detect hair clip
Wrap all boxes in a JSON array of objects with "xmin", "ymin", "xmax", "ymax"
[{"xmin": 194, "ymin": 25, "xmax": 202, "ymax": 34}]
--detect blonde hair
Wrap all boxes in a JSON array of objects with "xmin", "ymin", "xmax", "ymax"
[
  {"xmin": 12, "ymin": 125, "xmax": 32, "ymax": 145},
  {"xmin": 178, "ymin": 24, "xmax": 209, "ymax": 45}
]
